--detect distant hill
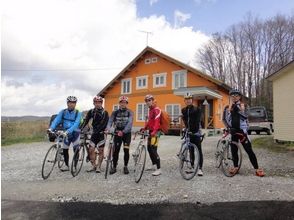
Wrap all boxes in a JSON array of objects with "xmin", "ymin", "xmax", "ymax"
[{"xmin": 1, "ymin": 116, "xmax": 50, "ymax": 122}]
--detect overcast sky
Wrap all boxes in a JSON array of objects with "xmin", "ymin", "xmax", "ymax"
[{"xmin": 2, "ymin": 0, "xmax": 294, "ymax": 116}]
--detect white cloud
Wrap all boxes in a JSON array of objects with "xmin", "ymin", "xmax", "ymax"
[
  {"xmin": 174, "ymin": 10, "xmax": 191, "ymax": 28},
  {"xmin": 149, "ymin": 0, "xmax": 159, "ymax": 6},
  {"xmin": 1, "ymin": 0, "xmax": 209, "ymax": 116}
]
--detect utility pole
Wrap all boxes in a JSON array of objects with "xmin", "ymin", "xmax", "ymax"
[{"xmin": 138, "ymin": 30, "xmax": 153, "ymax": 46}]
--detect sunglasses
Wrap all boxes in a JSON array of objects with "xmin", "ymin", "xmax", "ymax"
[
  {"xmin": 231, "ymin": 94, "xmax": 240, "ymax": 97},
  {"xmin": 145, "ymin": 99, "xmax": 152, "ymax": 102}
]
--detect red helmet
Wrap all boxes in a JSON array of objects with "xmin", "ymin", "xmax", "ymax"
[
  {"xmin": 144, "ymin": 94, "xmax": 154, "ymax": 102},
  {"xmin": 119, "ymin": 96, "xmax": 128, "ymax": 103},
  {"xmin": 93, "ymin": 96, "xmax": 103, "ymax": 103}
]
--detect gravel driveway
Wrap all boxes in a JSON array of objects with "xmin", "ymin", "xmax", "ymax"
[{"xmin": 2, "ymin": 135, "xmax": 294, "ymax": 204}]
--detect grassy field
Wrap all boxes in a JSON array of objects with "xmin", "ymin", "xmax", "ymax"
[
  {"xmin": 1, "ymin": 120, "xmax": 49, "ymax": 146},
  {"xmin": 252, "ymin": 136, "xmax": 294, "ymax": 153}
]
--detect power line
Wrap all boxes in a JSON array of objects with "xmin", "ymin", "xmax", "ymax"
[{"xmin": 2, "ymin": 67, "xmax": 122, "ymax": 72}]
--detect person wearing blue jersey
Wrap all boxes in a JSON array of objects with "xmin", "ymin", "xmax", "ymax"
[{"xmin": 48, "ymin": 96, "xmax": 82, "ymax": 171}]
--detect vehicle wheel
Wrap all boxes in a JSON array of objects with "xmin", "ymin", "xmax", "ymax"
[
  {"xmin": 248, "ymin": 131, "xmax": 251, "ymax": 135},
  {"xmin": 215, "ymin": 139, "xmax": 227, "ymax": 168},
  {"xmin": 221, "ymin": 141, "xmax": 242, "ymax": 177},
  {"xmin": 41, "ymin": 144, "xmax": 58, "ymax": 180},
  {"xmin": 256, "ymin": 131, "xmax": 260, "ymax": 135},
  {"xmin": 105, "ymin": 144, "xmax": 113, "ymax": 179},
  {"xmin": 266, "ymin": 129, "xmax": 272, "ymax": 135},
  {"xmin": 179, "ymin": 144, "xmax": 199, "ymax": 180},
  {"xmin": 133, "ymin": 145, "xmax": 146, "ymax": 183},
  {"xmin": 71, "ymin": 144, "xmax": 85, "ymax": 177}
]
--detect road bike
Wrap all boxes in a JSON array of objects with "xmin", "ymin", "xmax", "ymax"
[
  {"xmin": 215, "ymin": 128, "xmax": 244, "ymax": 177},
  {"xmin": 132, "ymin": 130, "xmax": 148, "ymax": 183},
  {"xmin": 41, "ymin": 130, "xmax": 67, "ymax": 179},
  {"xmin": 104, "ymin": 131, "xmax": 117, "ymax": 179},
  {"xmin": 178, "ymin": 129, "xmax": 205, "ymax": 180}
]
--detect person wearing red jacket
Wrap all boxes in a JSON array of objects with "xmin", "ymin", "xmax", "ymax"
[{"xmin": 142, "ymin": 94, "xmax": 162, "ymax": 176}]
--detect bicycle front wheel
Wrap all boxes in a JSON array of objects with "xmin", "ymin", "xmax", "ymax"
[
  {"xmin": 215, "ymin": 139, "xmax": 227, "ymax": 168},
  {"xmin": 179, "ymin": 144, "xmax": 199, "ymax": 180},
  {"xmin": 71, "ymin": 144, "xmax": 85, "ymax": 177},
  {"xmin": 221, "ymin": 141, "xmax": 242, "ymax": 177},
  {"xmin": 41, "ymin": 144, "xmax": 58, "ymax": 180},
  {"xmin": 133, "ymin": 145, "xmax": 147, "ymax": 183},
  {"xmin": 104, "ymin": 144, "xmax": 113, "ymax": 179}
]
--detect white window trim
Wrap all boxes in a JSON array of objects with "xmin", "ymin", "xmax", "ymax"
[
  {"xmin": 121, "ymin": 78, "xmax": 132, "ymax": 94},
  {"xmin": 172, "ymin": 70, "xmax": 187, "ymax": 89},
  {"xmin": 136, "ymin": 75, "xmax": 148, "ymax": 90},
  {"xmin": 151, "ymin": 57, "xmax": 158, "ymax": 63},
  {"xmin": 165, "ymin": 104, "xmax": 181, "ymax": 121},
  {"xmin": 136, "ymin": 103, "xmax": 148, "ymax": 122},
  {"xmin": 153, "ymin": 72, "xmax": 167, "ymax": 88},
  {"xmin": 113, "ymin": 104, "xmax": 119, "ymax": 111},
  {"xmin": 144, "ymin": 58, "xmax": 151, "ymax": 64}
]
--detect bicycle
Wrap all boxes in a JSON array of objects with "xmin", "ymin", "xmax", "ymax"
[
  {"xmin": 177, "ymin": 129, "xmax": 205, "ymax": 180},
  {"xmin": 41, "ymin": 130, "xmax": 67, "ymax": 180},
  {"xmin": 104, "ymin": 131, "xmax": 117, "ymax": 179},
  {"xmin": 132, "ymin": 130, "xmax": 148, "ymax": 183},
  {"xmin": 215, "ymin": 128, "xmax": 244, "ymax": 177},
  {"xmin": 70, "ymin": 131, "xmax": 92, "ymax": 177}
]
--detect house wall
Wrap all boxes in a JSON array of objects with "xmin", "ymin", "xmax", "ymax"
[
  {"xmin": 103, "ymin": 51, "xmax": 230, "ymax": 129},
  {"xmin": 272, "ymin": 69, "xmax": 294, "ymax": 141}
]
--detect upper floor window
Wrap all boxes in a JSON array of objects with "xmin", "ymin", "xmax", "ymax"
[
  {"xmin": 136, "ymin": 75, "xmax": 148, "ymax": 90},
  {"xmin": 153, "ymin": 73, "xmax": 167, "ymax": 88},
  {"xmin": 172, "ymin": 70, "xmax": 187, "ymax": 89},
  {"xmin": 145, "ymin": 57, "xmax": 158, "ymax": 64},
  {"xmin": 121, "ymin": 78, "xmax": 132, "ymax": 94},
  {"xmin": 136, "ymin": 103, "xmax": 148, "ymax": 122}
]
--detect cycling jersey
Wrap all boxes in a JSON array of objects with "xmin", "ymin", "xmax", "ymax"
[
  {"xmin": 82, "ymin": 107, "xmax": 109, "ymax": 133},
  {"xmin": 107, "ymin": 108, "xmax": 133, "ymax": 133},
  {"xmin": 50, "ymin": 108, "xmax": 82, "ymax": 134},
  {"xmin": 145, "ymin": 106, "xmax": 161, "ymax": 136},
  {"xmin": 181, "ymin": 105, "xmax": 201, "ymax": 133}
]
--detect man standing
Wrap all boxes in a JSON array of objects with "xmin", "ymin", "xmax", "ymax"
[
  {"xmin": 81, "ymin": 96, "xmax": 109, "ymax": 173},
  {"xmin": 181, "ymin": 93, "xmax": 204, "ymax": 176},
  {"xmin": 106, "ymin": 96, "xmax": 133, "ymax": 175}
]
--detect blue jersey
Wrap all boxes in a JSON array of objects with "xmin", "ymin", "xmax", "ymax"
[{"xmin": 50, "ymin": 109, "xmax": 82, "ymax": 134}]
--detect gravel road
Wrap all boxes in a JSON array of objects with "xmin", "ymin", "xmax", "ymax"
[{"xmin": 2, "ymin": 135, "xmax": 294, "ymax": 204}]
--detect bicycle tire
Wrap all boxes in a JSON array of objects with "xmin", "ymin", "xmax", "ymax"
[
  {"xmin": 221, "ymin": 141, "xmax": 242, "ymax": 177},
  {"xmin": 57, "ymin": 148, "xmax": 65, "ymax": 170},
  {"xmin": 41, "ymin": 144, "xmax": 58, "ymax": 180},
  {"xmin": 179, "ymin": 144, "xmax": 200, "ymax": 180},
  {"xmin": 104, "ymin": 143, "xmax": 113, "ymax": 179},
  {"xmin": 71, "ymin": 144, "xmax": 85, "ymax": 177},
  {"xmin": 133, "ymin": 145, "xmax": 146, "ymax": 183},
  {"xmin": 215, "ymin": 139, "xmax": 227, "ymax": 168}
]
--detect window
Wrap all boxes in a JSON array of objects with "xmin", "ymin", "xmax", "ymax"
[
  {"xmin": 151, "ymin": 57, "xmax": 158, "ymax": 63},
  {"xmin": 172, "ymin": 70, "xmax": 187, "ymax": 89},
  {"xmin": 153, "ymin": 73, "xmax": 167, "ymax": 88},
  {"xmin": 121, "ymin": 78, "xmax": 132, "ymax": 94},
  {"xmin": 144, "ymin": 58, "xmax": 151, "ymax": 64},
  {"xmin": 165, "ymin": 104, "xmax": 180, "ymax": 121},
  {"xmin": 113, "ymin": 105, "xmax": 119, "ymax": 111},
  {"xmin": 136, "ymin": 103, "xmax": 148, "ymax": 122},
  {"xmin": 136, "ymin": 76, "xmax": 148, "ymax": 89}
]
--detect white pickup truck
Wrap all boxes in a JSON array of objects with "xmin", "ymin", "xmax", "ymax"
[{"xmin": 248, "ymin": 106, "xmax": 274, "ymax": 135}]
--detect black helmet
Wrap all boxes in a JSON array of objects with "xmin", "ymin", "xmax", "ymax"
[
  {"xmin": 67, "ymin": 96, "xmax": 77, "ymax": 102},
  {"xmin": 229, "ymin": 89, "xmax": 242, "ymax": 96}
]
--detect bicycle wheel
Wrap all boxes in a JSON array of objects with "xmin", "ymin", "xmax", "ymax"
[
  {"xmin": 104, "ymin": 144, "xmax": 113, "ymax": 179},
  {"xmin": 71, "ymin": 144, "xmax": 85, "ymax": 177},
  {"xmin": 133, "ymin": 145, "xmax": 146, "ymax": 183},
  {"xmin": 221, "ymin": 141, "xmax": 242, "ymax": 177},
  {"xmin": 215, "ymin": 139, "xmax": 227, "ymax": 168},
  {"xmin": 57, "ymin": 148, "xmax": 65, "ymax": 170},
  {"xmin": 41, "ymin": 144, "xmax": 58, "ymax": 180},
  {"xmin": 179, "ymin": 144, "xmax": 199, "ymax": 180}
]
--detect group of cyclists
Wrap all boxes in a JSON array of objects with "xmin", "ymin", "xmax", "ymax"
[{"xmin": 48, "ymin": 88, "xmax": 265, "ymax": 178}]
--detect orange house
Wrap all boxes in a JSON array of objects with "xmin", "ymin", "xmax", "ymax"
[{"xmin": 98, "ymin": 47, "xmax": 231, "ymax": 130}]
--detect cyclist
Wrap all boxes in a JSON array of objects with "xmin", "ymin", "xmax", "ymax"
[
  {"xmin": 181, "ymin": 93, "xmax": 203, "ymax": 176},
  {"xmin": 141, "ymin": 94, "xmax": 162, "ymax": 176},
  {"xmin": 223, "ymin": 89, "xmax": 265, "ymax": 177},
  {"xmin": 81, "ymin": 96, "xmax": 109, "ymax": 173},
  {"xmin": 105, "ymin": 96, "xmax": 133, "ymax": 175},
  {"xmin": 48, "ymin": 96, "xmax": 82, "ymax": 171}
]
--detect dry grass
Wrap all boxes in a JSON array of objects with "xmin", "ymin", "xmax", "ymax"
[
  {"xmin": 252, "ymin": 136, "xmax": 294, "ymax": 153},
  {"xmin": 1, "ymin": 120, "xmax": 49, "ymax": 146}
]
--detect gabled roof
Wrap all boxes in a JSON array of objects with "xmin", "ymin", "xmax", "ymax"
[
  {"xmin": 98, "ymin": 46, "xmax": 231, "ymax": 97},
  {"xmin": 267, "ymin": 60, "xmax": 294, "ymax": 81}
]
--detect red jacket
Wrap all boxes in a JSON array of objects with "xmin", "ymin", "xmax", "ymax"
[{"xmin": 145, "ymin": 106, "xmax": 161, "ymax": 136}]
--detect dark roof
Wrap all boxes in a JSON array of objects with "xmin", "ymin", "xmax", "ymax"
[{"xmin": 98, "ymin": 46, "xmax": 231, "ymax": 97}]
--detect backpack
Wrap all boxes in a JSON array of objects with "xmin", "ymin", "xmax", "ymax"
[
  {"xmin": 160, "ymin": 110, "xmax": 170, "ymax": 134},
  {"xmin": 49, "ymin": 109, "xmax": 83, "ymax": 130}
]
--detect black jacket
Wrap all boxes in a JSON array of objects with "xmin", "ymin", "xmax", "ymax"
[
  {"xmin": 81, "ymin": 108, "xmax": 109, "ymax": 133},
  {"xmin": 181, "ymin": 105, "xmax": 201, "ymax": 133}
]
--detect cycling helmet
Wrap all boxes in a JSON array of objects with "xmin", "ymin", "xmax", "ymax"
[
  {"xmin": 229, "ymin": 88, "xmax": 242, "ymax": 96},
  {"xmin": 144, "ymin": 94, "xmax": 154, "ymax": 102},
  {"xmin": 67, "ymin": 96, "xmax": 77, "ymax": 102},
  {"xmin": 93, "ymin": 96, "xmax": 103, "ymax": 103},
  {"xmin": 184, "ymin": 92, "xmax": 193, "ymax": 99},
  {"xmin": 119, "ymin": 96, "xmax": 129, "ymax": 103}
]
